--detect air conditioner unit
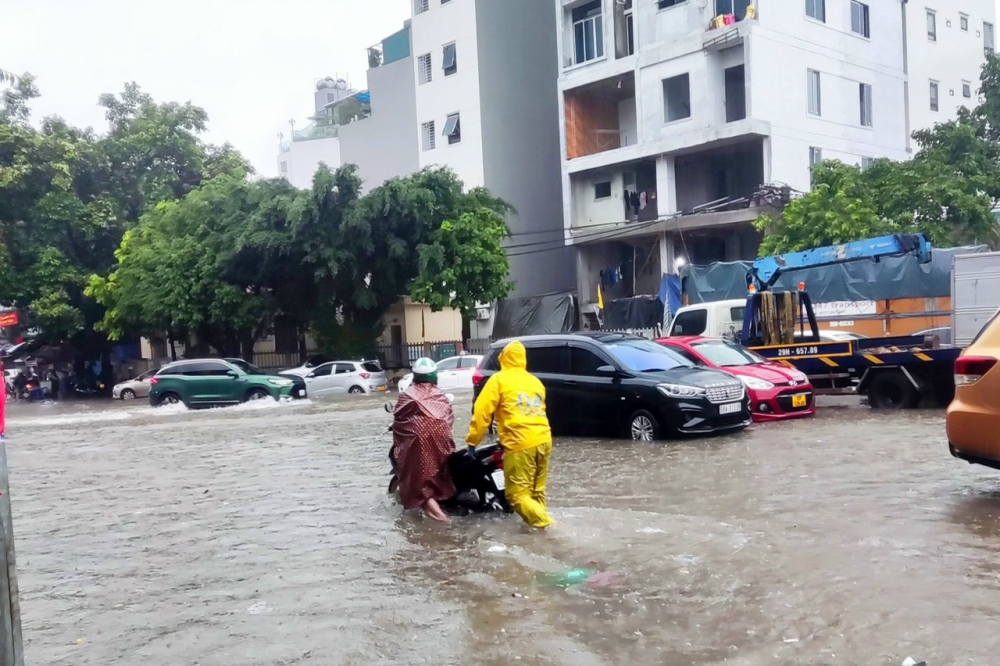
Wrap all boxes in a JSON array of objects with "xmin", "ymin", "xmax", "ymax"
[{"xmin": 475, "ymin": 307, "xmax": 491, "ymax": 320}]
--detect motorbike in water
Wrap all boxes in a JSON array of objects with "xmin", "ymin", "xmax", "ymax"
[{"xmin": 384, "ymin": 397, "xmax": 512, "ymax": 515}]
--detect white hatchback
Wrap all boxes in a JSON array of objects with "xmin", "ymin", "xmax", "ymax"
[
  {"xmin": 299, "ymin": 360, "xmax": 388, "ymax": 397},
  {"xmin": 397, "ymin": 355, "xmax": 483, "ymax": 394}
]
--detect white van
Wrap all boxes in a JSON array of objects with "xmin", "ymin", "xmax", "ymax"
[{"xmin": 668, "ymin": 299, "xmax": 746, "ymax": 340}]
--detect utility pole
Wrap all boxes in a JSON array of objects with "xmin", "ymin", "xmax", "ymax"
[{"xmin": 0, "ymin": 442, "xmax": 23, "ymax": 666}]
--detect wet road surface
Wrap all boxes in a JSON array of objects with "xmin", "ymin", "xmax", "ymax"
[{"xmin": 5, "ymin": 396, "xmax": 1000, "ymax": 665}]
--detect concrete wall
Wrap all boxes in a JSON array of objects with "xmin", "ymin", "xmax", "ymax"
[
  {"xmin": 378, "ymin": 299, "xmax": 464, "ymax": 346},
  {"xmin": 906, "ymin": 0, "xmax": 996, "ymax": 138},
  {"xmin": 476, "ymin": 0, "xmax": 576, "ymax": 297},
  {"xmin": 278, "ymin": 137, "xmax": 341, "ymax": 190},
  {"xmin": 411, "ymin": 0, "xmax": 485, "ymax": 186},
  {"xmin": 572, "ymin": 168, "xmax": 627, "ymax": 228},
  {"xmin": 339, "ymin": 55, "xmax": 420, "ymax": 192}
]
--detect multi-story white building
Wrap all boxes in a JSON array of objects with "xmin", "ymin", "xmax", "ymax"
[
  {"xmin": 556, "ymin": 0, "xmax": 994, "ymax": 323},
  {"xmin": 406, "ymin": 0, "xmax": 575, "ymax": 301}
]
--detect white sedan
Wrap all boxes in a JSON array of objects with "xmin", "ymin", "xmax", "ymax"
[{"xmin": 397, "ymin": 355, "xmax": 483, "ymax": 393}]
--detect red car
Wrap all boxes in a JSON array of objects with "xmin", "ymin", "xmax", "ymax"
[{"xmin": 656, "ymin": 336, "xmax": 815, "ymax": 422}]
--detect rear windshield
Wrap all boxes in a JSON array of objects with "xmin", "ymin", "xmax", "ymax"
[
  {"xmin": 606, "ymin": 339, "xmax": 693, "ymax": 372},
  {"xmin": 971, "ymin": 308, "xmax": 1000, "ymax": 346},
  {"xmin": 362, "ymin": 362, "xmax": 382, "ymax": 373}
]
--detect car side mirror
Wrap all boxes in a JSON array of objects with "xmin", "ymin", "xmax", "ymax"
[
  {"xmin": 226, "ymin": 370, "xmax": 239, "ymax": 378},
  {"xmin": 596, "ymin": 365, "xmax": 618, "ymax": 376},
  {"xmin": 306, "ymin": 372, "xmax": 316, "ymax": 379}
]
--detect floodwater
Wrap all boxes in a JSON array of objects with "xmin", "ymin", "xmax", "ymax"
[{"xmin": 5, "ymin": 395, "xmax": 1000, "ymax": 665}]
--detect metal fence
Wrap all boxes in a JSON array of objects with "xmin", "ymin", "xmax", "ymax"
[
  {"xmin": 374, "ymin": 340, "xmax": 493, "ymax": 370},
  {"xmin": 251, "ymin": 351, "xmax": 305, "ymax": 372}
]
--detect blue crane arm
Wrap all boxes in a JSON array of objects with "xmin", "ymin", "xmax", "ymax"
[{"xmin": 748, "ymin": 233, "xmax": 933, "ymax": 291}]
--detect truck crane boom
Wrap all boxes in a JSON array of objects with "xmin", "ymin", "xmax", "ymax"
[{"xmin": 747, "ymin": 233, "xmax": 933, "ymax": 291}]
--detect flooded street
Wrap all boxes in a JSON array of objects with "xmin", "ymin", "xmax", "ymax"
[{"xmin": 5, "ymin": 395, "xmax": 1000, "ymax": 665}]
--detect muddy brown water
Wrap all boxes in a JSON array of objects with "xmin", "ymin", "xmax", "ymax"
[{"xmin": 4, "ymin": 395, "xmax": 1000, "ymax": 665}]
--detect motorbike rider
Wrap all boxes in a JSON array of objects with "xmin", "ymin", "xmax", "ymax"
[
  {"xmin": 466, "ymin": 340, "xmax": 555, "ymax": 529},
  {"xmin": 391, "ymin": 358, "xmax": 457, "ymax": 522}
]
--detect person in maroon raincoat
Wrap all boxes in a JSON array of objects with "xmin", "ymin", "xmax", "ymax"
[{"xmin": 392, "ymin": 358, "xmax": 457, "ymax": 522}]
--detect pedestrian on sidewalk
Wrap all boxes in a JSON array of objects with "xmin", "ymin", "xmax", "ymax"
[{"xmin": 466, "ymin": 340, "xmax": 555, "ymax": 529}]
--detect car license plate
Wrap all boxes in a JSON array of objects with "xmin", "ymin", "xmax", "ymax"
[
  {"xmin": 378, "ymin": 385, "xmax": 387, "ymax": 392},
  {"xmin": 491, "ymin": 469, "xmax": 505, "ymax": 490},
  {"xmin": 792, "ymin": 394, "xmax": 807, "ymax": 408},
  {"xmin": 719, "ymin": 401, "xmax": 742, "ymax": 415}
]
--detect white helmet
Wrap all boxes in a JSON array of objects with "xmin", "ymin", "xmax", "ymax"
[{"xmin": 412, "ymin": 357, "xmax": 438, "ymax": 377}]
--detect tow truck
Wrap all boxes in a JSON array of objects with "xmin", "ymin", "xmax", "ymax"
[{"xmin": 738, "ymin": 234, "xmax": 961, "ymax": 409}]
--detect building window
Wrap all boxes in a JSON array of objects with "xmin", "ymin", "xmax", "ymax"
[
  {"xmin": 421, "ymin": 121, "xmax": 436, "ymax": 151},
  {"xmin": 807, "ymin": 69, "xmax": 821, "ymax": 116},
  {"xmin": 443, "ymin": 113, "xmax": 461, "ymax": 145},
  {"xmin": 861, "ymin": 156, "xmax": 874, "ymax": 170},
  {"xmin": 657, "ymin": 0, "xmax": 685, "ymax": 8},
  {"xmin": 573, "ymin": 1, "xmax": 605, "ymax": 65},
  {"xmin": 927, "ymin": 10, "xmax": 937, "ymax": 41},
  {"xmin": 986, "ymin": 22, "xmax": 996, "ymax": 52},
  {"xmin": 417, "ymin": 53, "xmax": 432, "ymax": 84},
  {"xmin": 960, "ymin": 13, "xmax": 969, "ymax": 32},
  {"xmin": 859, "ymin": 83, "xmax": 873, "ymax": 127},
  {"xmin": 930, "ymin": 81, "xmax": 939, "ymax": 112},
  {"xmin": 663, "ymin": 73, "xmax": 692, "ymax": 122},
  {"xmin": 414, "ymin": 0, "xmax": 429, "ymax": 14},
  {"xmin": 806, "ymin": 0, "xmax": 825, "ymax": 23},
  {"xmin": 280, "ymin": 161, "xmax": 288, "ymax": 174},
  {"xmin": 594, "ymin": 181, "xmax": 612, "ymax": 199},
  {"xmin": 714, "ymin": 0, "xmax": 751, "ymax": 18},
  {"xmin": 809, "ymin": 147, "xmax": 823, "ymax": 166},
  {"xmin": 441, "ymin": 0, "xmax": 452, "ymax": 3},
  {"xmin": 851, "ymin": 2, "xmax": 869, "ymax": 38},
  {"xmin": 963, "ymin": 81, "xmax": 973, "ymax": 98},
  {"xmin": 442, "ymin": 43, "xmax": 457, "ymax": 76}
]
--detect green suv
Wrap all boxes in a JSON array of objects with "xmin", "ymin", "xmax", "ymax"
[{"xmin": 149, "ymin": 358, "xmax": 304, "ymax": 408}]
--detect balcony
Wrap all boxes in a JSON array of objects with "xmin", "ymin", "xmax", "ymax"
[
  {"xmin": 564, "ymin": 73, "xmax": 636, "ymax": 160},
  {"xmin": 367, "ymin": 26, "xmax": 411, "ymax": 69},
  {"xmin": 570, "ymin": 159, "xmax": 658, "ymax": 232}
]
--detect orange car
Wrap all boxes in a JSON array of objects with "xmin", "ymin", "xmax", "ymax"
[{"xmin": 947, "ymin": 310, "xmax": 1000, "ymax": 470}]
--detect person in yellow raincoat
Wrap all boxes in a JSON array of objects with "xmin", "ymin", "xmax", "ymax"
[{"xmin": 466, "ymin": 340, "xmax": 555, "ymax": 528}]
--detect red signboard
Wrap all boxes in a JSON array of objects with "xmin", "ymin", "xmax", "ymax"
[{"xmin": 0, "ymin": 312, "xmax": 18, "ymax": 328}]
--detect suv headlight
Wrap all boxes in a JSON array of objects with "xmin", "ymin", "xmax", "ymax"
[
  {"xmin": 657, "ymin": 383, "xmax": 706, "ymax": 398},
  {"xmin": 738, "ymin": 376, "xmax": 774, "ymax": 391},
  {"xmin": 268, "ymin": 378, "xmax": 293, "ymax": 387}
]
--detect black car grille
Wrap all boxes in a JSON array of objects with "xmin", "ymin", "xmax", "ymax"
[
  {"xmin": 712, "ymin": 413, "xmax": 749, "ymax": 429},
  {"xmin": 777, "ymin": 392, "xmax": 813, "ymax": 412},
  {"xmin": 706, "ymin": 384, "xmax": 744, "ymax": 404}
]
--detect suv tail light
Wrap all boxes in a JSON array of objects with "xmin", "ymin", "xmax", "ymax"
[
  {"xmin": 149, "ymin": 377, "xmax": 159, "ymax": 385},
  {"xmin": 472, "ymin": 369, "xmax": 485, "ymax": 387},
  {"xmin": 955, "ymin": 356, "xmax": 997, "ymax": 386}
]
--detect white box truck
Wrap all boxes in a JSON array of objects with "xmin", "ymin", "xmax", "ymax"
[{"xmin": 952, "ymin": 252, "xmax": 1000, "ymax": 347}]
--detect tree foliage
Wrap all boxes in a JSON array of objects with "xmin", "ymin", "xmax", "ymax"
[
  {"xmin": 757, "ymin": 53, "xmax": 1000, "ymax": 255},
  {"xmin": 0, "ymin": 79, "xmax": 252, "ymax": 351}
]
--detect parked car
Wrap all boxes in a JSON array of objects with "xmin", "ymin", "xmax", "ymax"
[
  {"xmin": 149, "ymin": 359, "xmax": 304, "ymax": 408},
  {"xmin": 947, "ymin": 309, "xmax": 1000, "ymax": 470},
  {"xmin": 112, "ymin": 369, "xmax": 157, "ymax": 400},
  {"xmin": 298, "ymin": 360, "xmax": 388, "ymax": 397},
  {"xmin": 914, "ymin": 326, "xmax": 952, "ymax": 345},
  {"xmin": 279, "ymin": 354, "xmax": 335, "ymax": 378},
  {"xmin": 473, "ymin": 333, "xmax": 751, "ymax": 441},
  {"xmin": 656, "ymin": 336, "xmax": 815, "ymax": 422},
  {"xmin": 397, "ymin": 354, "xmax": 483, "ymax": 393}
]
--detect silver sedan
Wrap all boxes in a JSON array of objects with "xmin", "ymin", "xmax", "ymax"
[{"xmin": 112, "ymin": 370, "xmax": 156, "ymax": 400}]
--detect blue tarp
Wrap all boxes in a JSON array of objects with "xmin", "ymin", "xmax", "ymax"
[{"xmin": 682, "ymin": 245, "xmax": 989, "ymax": 304}]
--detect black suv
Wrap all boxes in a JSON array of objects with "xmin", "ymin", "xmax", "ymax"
[{"xmin": 474, "ymin": 333, "xmax": 751, "ymax": 441}]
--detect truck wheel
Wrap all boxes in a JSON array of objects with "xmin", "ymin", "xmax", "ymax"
[{"xmin": 867, "ymin": 371, "xmax": 918, "ymax": 409}]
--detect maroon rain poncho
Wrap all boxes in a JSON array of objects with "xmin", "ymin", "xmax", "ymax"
[{"xmin": 392, "ymin": 382, "xmax": 457, "ymax": 509}]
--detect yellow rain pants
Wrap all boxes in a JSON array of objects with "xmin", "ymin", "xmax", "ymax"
[{"xmin": 503, "ymin": 440, "xmax": 555, "ymax": 528}]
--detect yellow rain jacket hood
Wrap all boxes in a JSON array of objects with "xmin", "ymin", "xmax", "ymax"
[{"xmin": 467, "ymin": 340, "xmax": 552, "ymax": 453}]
